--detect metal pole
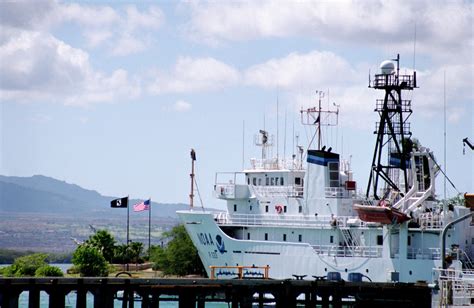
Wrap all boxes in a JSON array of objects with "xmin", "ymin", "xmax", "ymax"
[
  {"xmin": 148, "ymin": 198, "xmax": 151, "ymax": 258},
  {"xmin": 190, "ymin": 149, "xmax": 196, "ymax": 208}
]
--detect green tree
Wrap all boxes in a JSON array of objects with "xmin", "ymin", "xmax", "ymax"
[
  {"xmin": 2, "ymin": 253, "xmax": 49, "ymax": 277},
  {"xmin": 86, "ymin": 230, "xmax": 116, "ymax": 262},
  {"xmin": 150, "ymin": 225, "xmax": 204, "ymax": 276},
  {"xmin": 72, "ymin": 245, "xmax": 109, "ymax": 277},
  {"xmin": 129, "ymin": 242, "xmax": 144, "ymax": 266},
  {"xmin": 113, "ymin": 244, "xmax": 131, "ymax": 264},
  {"xmin": 35, "ymin": 265, "xmax": 63, "ymax": 277}
]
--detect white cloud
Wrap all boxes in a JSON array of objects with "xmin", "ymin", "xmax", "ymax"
[
  {"xmin": 173, "ymin": 100, "xmax": 192, "ymax": 112},
  {"xmin": 58, "ymin": 4, "xmax": 164, "ymax": 56},
  {"xmin": 184, "ymin": 1, "xmax": 472, "ymax": 61},
  {"xmin": 148, "ymin": 57, "xmax": 240, "ymax": 94},
  {"xmin": 111, "ymin": 35, "xmax": 147, "ymax": 56},
  {"xmin": 0, "ymin": 29, "xmax": 140, "ymax": 106},
  {"xmin": 57, "ymin": 3, "xmax": 120, "ymax": 28},
  {"xmin": 83, "ymin": 30, "xmax": 113, "ymax": 48},
  {"xmin": 0, "ymin": 2, "xmax": 165, "ymax": 57},
  {"xmin": 0, "ymin": 1, "xmax": 56, "ymax": 30},
  {"xmin": 244, "ymin": 51, "xmax": 358, "ymax": 90},
  {"xmin": 0, "ymin": 29, "xmax": 88, "ymax": 93}
]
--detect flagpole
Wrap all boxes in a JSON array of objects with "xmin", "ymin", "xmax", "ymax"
[
  {"xmin": 148, "ymin": 198, "xmax": 151, "ymax": 258},
  {"xmin": 126, "ymin": 195, "xmax": 130, "ymax": 271}
]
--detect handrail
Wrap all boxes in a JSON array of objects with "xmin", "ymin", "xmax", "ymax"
[{"xmin": 441, "ymin": 212, "xmax": 474, "ymax": 269}]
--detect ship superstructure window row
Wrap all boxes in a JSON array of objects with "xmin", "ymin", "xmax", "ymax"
[{"xmin": 249, "ymin": 176, "xmax": 286, "ymax": 186}]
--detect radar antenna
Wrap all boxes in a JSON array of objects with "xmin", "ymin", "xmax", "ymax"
[{"xmin": 255, "ymin": 129, "xmax": 273, "ymax": 160}]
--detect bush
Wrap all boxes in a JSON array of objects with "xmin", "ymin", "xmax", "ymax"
[
  {"xmin": 3, "ymin": 253, "xmax": 49, "ymax": 277},
  {"xmin": 0, "ymin": 265, "xmax": 15, "ymax": 277},
  {"xmin": 72, "ymin": 245, "xmax": 109, "ymax": 277},
  {"xmin": 35, "ymin": 265, "xmax": 63, "ymax": 277}
]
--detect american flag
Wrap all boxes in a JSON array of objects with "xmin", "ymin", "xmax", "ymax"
[{"xmin": 133, "ymin": 199, "xmax": 151, "ymax": 212}]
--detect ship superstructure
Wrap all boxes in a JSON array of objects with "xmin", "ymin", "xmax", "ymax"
[{"xmin": 177, "ymin": 56, "xmax": 474, "ymax": 293}]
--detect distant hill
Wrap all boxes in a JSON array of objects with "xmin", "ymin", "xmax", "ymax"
[{"xmin": 0, "ymin": 175, "xmax": 189, "ymax": 218}]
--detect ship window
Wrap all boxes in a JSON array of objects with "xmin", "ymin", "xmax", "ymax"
[
  {"xmin": 471, "ymin": 238, "xmax": 474, "ymax": 245},
  {"xmin": 266, "ymin": 177, "xmax": 269, "ymax": 186},
  {"xmin": 377, "ymin": 235, "xmax": 383, "ymax": 245},
  {"xmin": 281, "ymin": 177, "xmax": 284, "ymax": 185},
  {"xmin": 250, "ymin": 206, "xmax": 252, "ymax": 211},
  {"xmin": 328, "ymin": 162, "xmax": 340, "ymax": 187},
  {"xmin": 253, "ymin": 178, "xmax": 256, "ymax": 185},
  {"xmin": 330, "ymin": 235, "xmax": 334, "ymax": 243},
  {"xmin": 265, "ymin": 233, "xmax": 268, "ymax": 241},
  {"xmin": 298, "ymin": 206, "xmax": 302, "ymax": 213},
  {"xmin": 295, "ymin": 177, "xmax": 301, "ymax": 185},
  {"xmin": 271, "ymin": 177, "xmax": 274, "ymax": 185},
  {"xmin": 258, "ymin": 178, "xmax": 262, "ymax": 185},
  {"xmin": 247, "ymin": 233, "xmax": 250, "ymax": 240},
  {"xmin": 234, "ymin": 204, "xmax": 237, "ymax": 212},
  {"xmin": 265, "ymin": 205, "xmax": 268, "ymax": 213},
  {"xmin": 284, "ymin": 206, "xmax": 287, "ymax": 213},
  {"xmin": 298, "ymin": 234, "xmax": 302, "ymax": 242},
  {"xmin": 407, "ymin": 236, "xmax": 411, "ymax": 246},
  {"xmin": 247, "ymin": 178, "xmax": 250, "ymax": 185},
  {"xmin": 283, "ymin": 234, "xmax": 287, "ymax": 241}
]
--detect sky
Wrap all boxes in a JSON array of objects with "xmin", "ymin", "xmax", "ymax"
[{"xmin": 0, "ymin": 0, "xmax": 472, "ymax": 209}]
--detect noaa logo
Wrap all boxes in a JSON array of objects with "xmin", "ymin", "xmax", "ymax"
[{"xmin": 215, "ymin": 235, "xmax": 226, "ymax": 254}]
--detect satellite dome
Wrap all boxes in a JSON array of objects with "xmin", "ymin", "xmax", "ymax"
[{"xmin": 380, "ymin": 60, "xmax": 395, "ymax": 74}]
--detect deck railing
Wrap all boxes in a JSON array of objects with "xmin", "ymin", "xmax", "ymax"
[
  {"xmin": 312, "ymin": 245, "xmax": 383, "ymax": 258},
  {"xmin": 215, "ymin": 213, "xmax": 376, "ymax": 229},
  {"xmin": 433, "ymin": 268, "xmax": 474, "ymax": 306}
]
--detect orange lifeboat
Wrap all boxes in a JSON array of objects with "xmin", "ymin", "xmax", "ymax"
[{"xmin": 353, "ymin": 201, "xmax": 410, "ymax": 224}]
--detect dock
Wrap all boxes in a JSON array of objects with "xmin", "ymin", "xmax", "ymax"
[{"xmin": 0, "ymin": 277, "xmax": 431, "ymax": 307}]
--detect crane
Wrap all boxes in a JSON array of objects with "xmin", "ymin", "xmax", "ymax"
[{"xmin": 463, "ymin": 137, "xmax": 473, "ymax": 154}]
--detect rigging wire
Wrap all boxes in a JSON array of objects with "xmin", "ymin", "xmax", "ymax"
[{"xmin": 193, "ymin": 165, "xmax": 205, "ymax": 210}]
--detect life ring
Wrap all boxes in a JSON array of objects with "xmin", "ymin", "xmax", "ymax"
[{"xmin": 275, "ymin": 205, "xmax": 283, "ymax": 214}]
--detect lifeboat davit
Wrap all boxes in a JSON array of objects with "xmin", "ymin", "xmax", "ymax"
[{"xmin": 353, "ymin": 202, "xmax": 410, "ymax": 224}]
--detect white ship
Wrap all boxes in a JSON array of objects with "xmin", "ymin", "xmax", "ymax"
[{"xmin": 177, "ymin": 55, "xmax": 474, "ymax": 302}]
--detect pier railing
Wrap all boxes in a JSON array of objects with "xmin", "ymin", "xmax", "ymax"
[{"xmin": 0, "ymin": 277, "xmax": 432, "ymax": 308}]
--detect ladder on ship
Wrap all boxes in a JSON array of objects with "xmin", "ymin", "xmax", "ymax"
[{"xmin": 340, "ymin": 229, "xmax": 362, "ymax": 253}]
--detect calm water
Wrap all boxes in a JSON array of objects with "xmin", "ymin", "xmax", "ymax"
[{"xmin": 1, "ymin": 264, "xmax": 230, "ymax": 307}]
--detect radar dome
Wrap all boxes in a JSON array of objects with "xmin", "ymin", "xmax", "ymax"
[{"xmin": 380, "ymin": 60, "xmax": 395, "ymax": 74}]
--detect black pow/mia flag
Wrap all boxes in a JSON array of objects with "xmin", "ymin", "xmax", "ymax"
[{"xmin": 111, "ymin": 197, "xmax": 128, "ymax": 208}]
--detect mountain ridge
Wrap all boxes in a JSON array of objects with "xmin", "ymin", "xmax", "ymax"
[{"xmin": 0, "ymin": 174, "xmax": 190, "ymax": 217}]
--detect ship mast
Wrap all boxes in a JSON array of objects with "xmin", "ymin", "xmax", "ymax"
[
  {"xmin": 300, "ymin": 90, "xmax": 339, "ymax": 151},
  {"xmin": 366, "ymin": 54, "xmax": 417, "ymax": 199}
]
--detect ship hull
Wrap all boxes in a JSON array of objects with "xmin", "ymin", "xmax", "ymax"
[{"xmin": 177, "ymin": 210, "xmax": 440, "ymax": 283}]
